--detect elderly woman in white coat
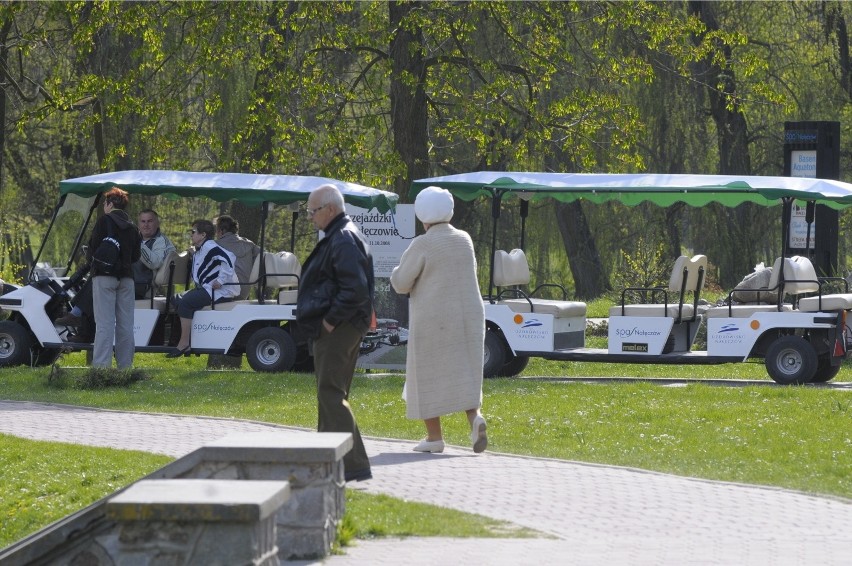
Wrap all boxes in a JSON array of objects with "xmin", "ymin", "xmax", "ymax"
[{"xmin": 390, "ymin": 186, "xmax": 488, "ymax": 454}]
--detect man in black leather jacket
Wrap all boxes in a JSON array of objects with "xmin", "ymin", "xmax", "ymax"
[{"xmin": 297, "ymin": 184, "xmax": 373, "ymax": 482}]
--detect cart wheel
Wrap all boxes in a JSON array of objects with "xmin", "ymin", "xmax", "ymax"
[
  {"xmin": 499, "ymin": 354, "xmax": 529, "ymax": 377},
  {"xmin": 33, "ymin": 347, "xmax": 61, "ymax": 367},
  {"xmin": 246, "ymin": 327, "xmax": 297, "ymax": 372},
  {"xmin": 483, "ymin": 330, "xmax": 507, "ymax": 379},
  {"xmin": 0, "ymin": 321, "xmax": 33, "ymax": 367},
  {"xmin": 765, "ymin": 335, "xmax": 817, "ymax": 385},
  {"xmin": 811, "ymin": 356, "xmax": 842, "ymax": 383},
  {"xmin": 292, "ymin": 344, "xmax": 315, "ymax": 373}
]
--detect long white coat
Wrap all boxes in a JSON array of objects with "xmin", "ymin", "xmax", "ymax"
[{"xmin": 390, "ymin": 223, "xmax": 485, "ymax": 420}]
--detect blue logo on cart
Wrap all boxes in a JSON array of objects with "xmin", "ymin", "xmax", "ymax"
[
  {"xmin": 719, "ymin": 324, "xmax": 740, "ymax": 333},
  {"xmin": 521, "ymin": 319, "xmax": 542, "ymax": 328}
]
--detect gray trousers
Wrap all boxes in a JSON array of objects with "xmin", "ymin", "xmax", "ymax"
[
  {"xmin": 92, "ymin": 276, "xmax": 136, "ymax": 369},
  {"xmin": 313, "ymin": 320, "xmax": 371, "ymax": 475}
]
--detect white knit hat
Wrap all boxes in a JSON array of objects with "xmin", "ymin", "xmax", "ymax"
[{"xmin": 414, "ymin": 186, "xmax": 454, "ymax": 223}]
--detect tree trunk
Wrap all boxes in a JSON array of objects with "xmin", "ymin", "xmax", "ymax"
[
  {"xmin": 554, "ymin": 201, "xmax": 610, "ymax": 300},
  {"xmin": 389, "ymin": 1, "xmax": 429, "ymax": 200},
  {"xmin": 689, "ymin": 1, "xmax": 755, "ymax": 286}
]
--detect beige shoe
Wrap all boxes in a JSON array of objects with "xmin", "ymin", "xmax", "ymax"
[
  {"xmin": 471, "ymin": 415, "xmax": 488, "ymax": 453},
  {"xmin": 413, "ymin": 439, "xmax": 445, "ymax": 453}
]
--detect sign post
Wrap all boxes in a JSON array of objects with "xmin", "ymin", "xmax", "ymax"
[{"xmin": 783, "ymin": 121, "xmax": 840, "ymax": 276}]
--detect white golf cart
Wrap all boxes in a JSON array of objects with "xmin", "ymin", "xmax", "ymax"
[
  {"xmin": 0, "ymin": 170, "xmax": 397, "ymax": 371},
  {"xmin": 410, "ymin": 172, "xmax": 852, "ymax": 384}
]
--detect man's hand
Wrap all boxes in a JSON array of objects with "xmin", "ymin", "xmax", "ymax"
[{"xmin": 322, "ymin": 319, "xmax": 335, "ymax": 333}]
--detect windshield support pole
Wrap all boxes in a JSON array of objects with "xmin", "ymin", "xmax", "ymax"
[
  {"xmin": 290, "ymin": 208, "xmax": 298, "ymax": 252},
  {"xmin": 781, "ymin": 197, "xmax": 792, "ymax": 259},
  {"xmin": 520, "ymin": 199, "xmax": 529, "ymax": 251},
  {"xmin": 257, "ymin": 202, "xmax": 269, "ymax": 305},
  {"xmin": 487, "ymin": 189, "xmax": 504, "ymax": 302},
  {"xmin": 804, "ymin": 201, "xmax": 815, "ymax": 261},
  {"xmin": 30, "ymin": 195, "xmax": 68, "ymax": 282}
]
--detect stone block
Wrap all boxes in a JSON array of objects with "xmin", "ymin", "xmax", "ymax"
[
  {"xmin": 185, "ymin": 432, "xmax": 351, "ymax": 560},
  {"xmin": 105, "ymin": 479, "xmax": 289, "ymax": 566}
]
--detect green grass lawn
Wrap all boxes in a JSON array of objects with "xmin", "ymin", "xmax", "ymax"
[{"xmin": 1, "ymin": 349, "xmax": 851, "ymax": 548}]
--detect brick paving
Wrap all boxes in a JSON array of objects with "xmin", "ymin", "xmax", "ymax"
[{"xmin": 1, "ymin": 400, "xmax": 851, "ymax": 565}]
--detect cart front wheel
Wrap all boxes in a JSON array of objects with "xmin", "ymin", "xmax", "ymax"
[
  {"xmin": 765, "ymin": 335, "xmax": 817, "ymax": 385},
  {"xmin": 0, "ymin": 321, "xmax": 33, "ymax": 367},
  {"xmin": 246, "ymin": 327, "xmax": 297, "ymax": 373},
  {"xmin": 483, "ymin": 330, "xmax": 507, "ymax": 379},
  {"xmin": 499, "ymin": 354, "xmax": 529, "ymax": 377}
]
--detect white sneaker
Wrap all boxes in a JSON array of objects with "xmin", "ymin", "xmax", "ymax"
[
  {"xmin": 413, "ymin": 438, "xmax": 445, "ymax": 453},
  {"xmin": 471, "ymin": 415, "xmax": 488, "ymax": 453}
]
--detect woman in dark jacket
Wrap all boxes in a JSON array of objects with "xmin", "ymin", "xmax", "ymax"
[{"xmin": 87, "ymin": 186, "xmax": 142, "ymax": 369}]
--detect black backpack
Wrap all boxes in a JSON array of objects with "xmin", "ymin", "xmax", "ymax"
[{"xmin": 92, "ymin": 215, "xmax": 121, "ymax": 276}]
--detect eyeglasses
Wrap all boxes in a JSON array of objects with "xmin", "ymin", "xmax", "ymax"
[
  {"xmin": 188, "ymin": 228, "xmax": 198, "ymax": 234},
  {"xmin": 307, "ymin": 204, "xmax": 327, "ymax": 217}
]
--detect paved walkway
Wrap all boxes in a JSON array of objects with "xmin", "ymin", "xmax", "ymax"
[{"xmin": 2, "ymin": 400, "xmax": 851, "ymax": 565}]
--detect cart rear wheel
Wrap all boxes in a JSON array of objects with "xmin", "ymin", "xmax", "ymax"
[
  {"xmin": 811, "ymin": 356, "xmax": 841, "ymax": 383},
  {"xmin": 0, "ymin": 321, "xmax": 33, "ymax": 367},
  {"xmin": 499, "ymin": 354, "xmax": 529, "ymax": 377},
  {"xmin": 483, "ymin": 330, "xmax": 507, "ymax": 379},
  {"xmin": 765, "ymin": 335, "xmax": 817, "ymax": 385},
  {"xmin": 246, "ymin": 327, "xmax": 297, "ymax": 372},
  {"xmin": 33, "ymin": 347, "xmax": 61, "ymax": 367}
]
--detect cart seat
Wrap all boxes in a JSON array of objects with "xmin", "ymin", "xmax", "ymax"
[
  {"xmin": 609, "ymin": 303, "xmax": 703, "ymax": 318},
  {"xmin": 135, "ymin": 297, "xmax": 169, "ymax": 313},
  {"xmin": 798, "ymin": 294, "xmax": 852, "ymax": 312},
  {"xmin": 704, "ymin": 304, "xmax": 794, "ymax": 318},
  {"xmin": 498, "ymin": 298, "xmax": 587, "ymax": 317},
  {"xmin": 611, "ymin": 255, "xmax": 707, "ymax": 322},
  {"xmin": 492, "ymin": 248, "xmax": 587, "ymax": 318},
  {"xmin": 711, "ymin": 256, "xmax": 820, "ymax": 317},
  {"xmin": 248, "ymin": 251, "xmax": 301, "ymax": 304}
]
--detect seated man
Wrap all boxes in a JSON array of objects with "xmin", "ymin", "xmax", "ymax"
[
  {"xmin": 133, "ymin": 209, "xmax": 176, "ymax": 299},
  {"xmin": 215, "ymin": 215, "xmax": 260, "ymax": 299}
]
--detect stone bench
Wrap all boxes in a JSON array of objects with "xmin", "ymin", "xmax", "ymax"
[
  {"xmin": 0, "ymin": 431, "xmax": 353, "ymax": 565},
  {"xmin": 175, "ymin": 431, "xmax": 353, "ymax": 560},
  {"xmin": 106, "ymin": 478, "xmax": 290, "ymax": 566}
]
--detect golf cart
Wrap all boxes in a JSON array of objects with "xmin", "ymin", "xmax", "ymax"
[
  {"xmin": 0, "ymin": 170, "xmax": 397, "ymax": 371},
  {"xmin": 410, "ymin": 172, "xmax": 852, "ymax": 384}
]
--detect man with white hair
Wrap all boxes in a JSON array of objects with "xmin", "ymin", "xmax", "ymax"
[{"xmin": 297, "ymin": 184, "xmax": 374, "ymax": 483}]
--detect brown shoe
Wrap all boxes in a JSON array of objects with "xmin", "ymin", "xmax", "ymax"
[{"xmin": 56, "ymin": 313, "xmax": 83, "ymax": 327}]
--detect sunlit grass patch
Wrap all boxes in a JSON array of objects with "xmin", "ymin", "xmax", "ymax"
[{"xmin": 0, "ymin": 434, "xmax": 171, "ymax": 548}]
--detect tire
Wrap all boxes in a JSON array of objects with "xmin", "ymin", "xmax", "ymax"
[
  {"xmin": 33, "ymin": 347, "xmax": 62, "ymax": 367},
  {"xmin": 292, "ymin": 344, "xmax": 315, "ymax": 373},
  {"xmin": 0, "ymin": 320, "xmax": 33, "ymax": 367},
  {"xmin": 499, "ymin": 354, "xmax": 529, "ymax": 377},
  {"xmin": 483, "ymin": 330, "xmax": 507, "ymax": 379},
  {"xmin": 245, "ymin": 327, "xmax": 297, "ymax": 372},
  {"xmin": 811, "ymin": 357, "xmax": 842, "ymax": 383},
  {"xmin": 764, "ymin": 335, "xmax": 817, "ymax": 385}
]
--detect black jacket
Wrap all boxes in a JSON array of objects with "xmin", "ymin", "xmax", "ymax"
[
  {"xmin": 296, "ymin": 212, "xmax": 374, "ymax": 339},
  {"xmin": 87, "ymin": 210, "xmax": 142, "ymax": 278}
]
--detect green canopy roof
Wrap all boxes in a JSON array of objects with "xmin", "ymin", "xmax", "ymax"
[
  {"xmin": 411, "ymin": 172, "xmax": 852, "ymax": 209},
  {"xmin": 60, "ymin": 170, "xmax": 398, "ymax": 213}
]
